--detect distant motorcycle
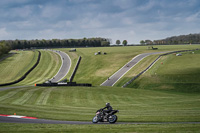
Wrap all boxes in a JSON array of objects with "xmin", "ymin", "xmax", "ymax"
[{"xmin": 92, "ymin": 108, "xmax": 119, "ymax": 124}]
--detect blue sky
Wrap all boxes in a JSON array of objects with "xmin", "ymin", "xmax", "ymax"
[{"xmin": 0, "ymin": 0, "xmax": 200, "ymax": 44}]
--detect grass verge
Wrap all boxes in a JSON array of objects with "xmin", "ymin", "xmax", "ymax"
[
  {"xmin": 0, "ymin": 123, "xmax": 200, "ymax": 133},
  {"xmin": 0, "ymin": 50, "xmax": 37, "ymax": 84},
  {"xmin": 114, "ymin": 54, "xmax": 159, "ymax": 87}
]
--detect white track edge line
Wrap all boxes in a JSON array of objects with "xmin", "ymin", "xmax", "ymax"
[
  {"xmin": 111, "ymin": 55, "xmax": 149, "ymax": 86},
  {"xmin": 143, "ymin": 56, "xmax": 161, "ymax": 74},
  {"xmin": 49, "ymin": 50, "xmax": 63, "ymax": 81},
  {"xmin": 100, "ymin": 54, "xmax": 142, "ymax": 86},
  {"xmin": 49, "ymin": 50, "xmax": 71, "ymax": 82},
  {"xmin": 56, "ymin": 51, "xmax": 71, "ymax": 81}
]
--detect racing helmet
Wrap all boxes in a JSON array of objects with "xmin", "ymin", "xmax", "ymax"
[{"xmin": 106, "ymin": 103, "xmax": 110, "ymax": 107}]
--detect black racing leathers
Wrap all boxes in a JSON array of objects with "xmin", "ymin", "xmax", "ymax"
[{"xmin": 102, "ymin": 105, "xmax": 113, "ymax": 114}]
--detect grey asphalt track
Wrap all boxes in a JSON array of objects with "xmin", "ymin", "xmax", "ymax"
[
  {"xmin": 101, "ymin": 51, "xmax": 170, "ymax": 86},
  {"xmin": 49, "ymin": 50, "xmax": 71, "ymax": 83},
  {"xmin": 1, "ymin": 116, "xmax": 200, "ymax": 125}
]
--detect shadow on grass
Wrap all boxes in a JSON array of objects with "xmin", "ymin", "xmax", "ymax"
[
  {"xmin": 144, "ymin": 83, "xmax": 200, "ymax": 93},
  {"xmin": 126, "ymin": 64, "xmax": 200, "ymax": 93},
  {"xmin": 128, "ymin": 82, "xmax": 200, "ymax": 93},
  {"xmin": 0, "ymin": 53, "xmax": 18, "ymax": 64}
]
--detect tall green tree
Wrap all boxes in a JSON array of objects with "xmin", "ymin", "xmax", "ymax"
[
  {"xmin": 116, "ymin": 40, "xmax": 121, "ymax": 45},
  {"xmin": 140, "ymin": 40, "xmax": 145, "ymax": 45},
  {"xmin": 122, "ymin": 40, "xmax": 127, "ymax": 46},
  {"xmin": 0, "ymin": 42, "xmax": 11, "ymax": 56},
  {"xmin": 145, "ymin": 40, "xmax": 153, "ymax": 45}
]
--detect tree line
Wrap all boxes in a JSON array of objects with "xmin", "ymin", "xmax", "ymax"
[
  {"xmin": 0, "ymin": 41, "xmax": 11, "ymax": 57},
  {"xmin": 0, "ymin": 38, "xmax": 110, "ymax": 50},
  {"xmin": 140, "ymin": 33, "xmax": 200, "ymax": 45}
]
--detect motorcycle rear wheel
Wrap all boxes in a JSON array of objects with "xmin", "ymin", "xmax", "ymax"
[
  {"xmin": 92, "ymin": 116, "xmax": 98, "ymax": 123},
  {"xmin": 108, "ymin": 115, "xmax": 117, "ymax": 123}
]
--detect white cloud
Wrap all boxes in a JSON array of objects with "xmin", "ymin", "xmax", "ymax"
[
  {"xmin": 121, "ymin": 17, "xmax": 134, "ymax": 25},
  {"xmin": 41, "ymin": 5, "xmax": 62, "ymax": 19},
  {"xmin": 0, "ymin": 28, "xmax": 8, "ymax": 38},
  {"xmin": 65, "ymin": 21, "xmax": 72, "ymax": 27},
  {"xmin": 137, "ymin": 0, "xmax": 156, "ymax": 11},
  {"xmin": 113, "ymin": 0, "xmax": 134, "ymax": 9},
  {"xmin": 0, "ymin": 0, "xmax": 28, "ymax": 5},
  {"xmin": 185, "ymin": 11, "xmax": 200, "ymax": 22},
  {"xmin": 12, "ymin": 21, "xmax": 34, "ymax": 29},
  {"xmin": 80, "ymin": 18, "xmax": 103, "ymax": 29},
  {"xmin": 38, "ymin": 5, "xmax": 43, "ymax": 9}
]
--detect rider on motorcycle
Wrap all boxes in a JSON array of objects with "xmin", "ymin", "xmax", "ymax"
[{"xmin": 102, "ymin": 103, "xmax": 113, "ymax": 115}]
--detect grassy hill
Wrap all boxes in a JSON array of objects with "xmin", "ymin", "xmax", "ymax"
[
  {"xmin": 1, "ymin": 45, "xmax": 199, "ymax": 86},
  {"xmin": 0, "ymin": 50, "xmax": 61, "ymax": 86},
  {"xmin": 0, "ymin": 50, "xmax": 38, "ymax": 84},
  {"xmin": 0, "ymin": 86, "xmax": 199, "ymax": 122},
  {"xmin": 0, "ymin": 45, "xmax": 200, "ymax": 122},
  {"xmin": 17, "ymin": 50, "xmax": 61, "ymax": 85},
  {"xmin": 0, "ymin": 45, "xmax": 200, "ymax": 132},
  {"xmin": 0, "ymin": 85, "xmax": 200, "ymax": 132},
  {"xmin": 126, "ymin": 50, "xmax": 200, "ymax": 92}
]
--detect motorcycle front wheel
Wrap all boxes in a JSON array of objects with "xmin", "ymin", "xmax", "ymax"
[
  {"xmin": 108, "ymin": 115, "xmax": 117, "ymax": 123},
  {"xmin": 92, "ymin": 116, "xmax": 98, "ymax": 123}
]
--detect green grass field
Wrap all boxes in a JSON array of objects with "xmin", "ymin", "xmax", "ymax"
[
  {"xmin": 0, "ymin": 45, "xmax": 200, "ymax": 132},
  {"xmin": 0, "ymin": 86, "xmax": 200, "ymax": 132},
  {"xmin": 0, "ymin": 87, "xmax": 200, "ymax": 122},
  {"xmin": 127, "ymin": 50, "xmax": 200, "ymax": 92},
  {"xmin": 0, "ymin": 86, "xmax": 200, "ymax": 122},
  {"xmin": 0, "ymin": 50, "xmax": 38, "ymax": 84}
]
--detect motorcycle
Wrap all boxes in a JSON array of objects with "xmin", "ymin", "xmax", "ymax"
[{"xmin": 92, "ymin": 108, "xmax": 119, "ymax": 124}]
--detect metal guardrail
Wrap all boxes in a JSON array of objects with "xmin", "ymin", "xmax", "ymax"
[
  {"xmin": 35, "ymin": 82, "xmax": 92, "ymax": 87},
  {"xmin": 69, "ymin": 56, "xmax": 81, "ymax": 82}
]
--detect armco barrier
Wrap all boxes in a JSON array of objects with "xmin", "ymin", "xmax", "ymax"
[
  {"xmin": 0, "ymin": 51, "xmax": 41, "ymax": 86},
  {"xmin": 35, "ymin": 82, "xmax": 92, "ymax": 87},
  {"xmin": 69, "ymin": 56, "xmax": 81, "ymax": 82},
  {"xmin": 122, "ymin": 49, "xmax": 196, "ymax": 88}
]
